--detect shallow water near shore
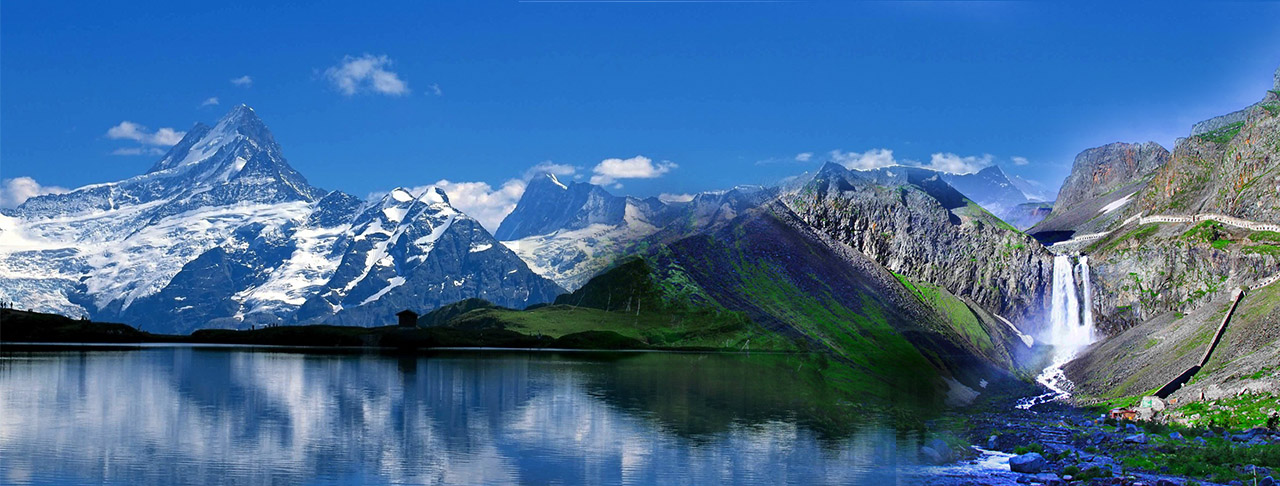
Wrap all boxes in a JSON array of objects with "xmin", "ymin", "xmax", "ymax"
[{"xmin": 0, "ymin": 345, "xmax": 967, "ymax": 485}]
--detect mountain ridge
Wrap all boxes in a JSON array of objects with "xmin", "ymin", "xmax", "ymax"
[{"xmin": 0, "ymin": 106, "xmax": 562, "ymax": 333}]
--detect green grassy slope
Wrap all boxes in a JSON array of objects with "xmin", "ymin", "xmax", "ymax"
[
  {"xmin": 440, "ymin": 202, "xmax": 1032, "ymax": 403},
  {"xmin": 1065, "ymin": 280, "xmax": 1280, "ymax": 415}
]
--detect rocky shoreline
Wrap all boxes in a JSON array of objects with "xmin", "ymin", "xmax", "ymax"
[{"xmin": 920, "ymin": 402, "xmax": 1280, "ymax": 486}]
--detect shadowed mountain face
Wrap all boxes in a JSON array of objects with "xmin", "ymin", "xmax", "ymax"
[
  {"xmin": 784, "ymin": 163, "xmax": 1054, "ymax": 331},
  {"xmin": 938, "ymin": 166, "xmax": 1041, "ymax": 227},
  {"xmin": 541, "ymin": 201, "xmax": 1033, "ymax": 401},
  {"xmin": 849, "ymin": 165, "xmax": 1045, "ymax": 229},
  {"xmin": 0, "ymin": 106, "xmax": 561, "ymax": 333},
  {"xmin": 494, "ymin": 174, "xmax": 632, "ymax": 241}
]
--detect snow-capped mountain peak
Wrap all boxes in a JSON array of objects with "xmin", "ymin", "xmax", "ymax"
[
  {"xmin": 0, "ymin": 107, "xmax": 562, "ymax": 332},
  {"xmin": 148, "ymin": 104, "xmax": 275, "ymax": 174},
  {"xmin": 420, "ymin": 186, "xmax": 450, "ymax": 205},
  {"xmin": 493, "ymin": 172, "xmax": 629, "ymax": 240}
]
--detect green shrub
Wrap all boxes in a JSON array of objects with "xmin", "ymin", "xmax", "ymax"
[
  {"xmin": 1013, "ymin": 443, "xmax": 1044, "ymax": 455},
  {"xmin": 1250, "ymin": 231, "xmax": 1280, "ymax": 243},
  {"xmin": 1245, "ymin": 245, "xmax": 1280, "ymax": 256},
  {"xmin": 1184, "ymin": 220, "xmax": 1224, "ymax": 244},
  {"xmin": 1077, "ymin": 466, "xmax": 1110, "ymax": 481},
  {"xmin": 1195, "ymin": 121, "xmax": 1244, "ymax": 144}
]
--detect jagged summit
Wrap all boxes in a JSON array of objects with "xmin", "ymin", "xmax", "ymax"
[
  {"xmin": 1, "ymin": 106, "xmax": 563, "ymax": 332},
  {"xmin": 149, "ymin": 104, "xmax": 274, "ymax": 173},
  {"xmin": 543, "ymin": 173, "xmax": 568, "ymax": 190},
  {"xmin": 12, "ymin": 105, "xmax": 321, "ymax": 221},
  {"xmin": 493, "ymin": 173, "xmax": 628, "ymax": 240}
]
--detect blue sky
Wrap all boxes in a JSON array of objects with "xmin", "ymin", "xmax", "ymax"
[{"xmin": 3, "ymin": 1, "xmax": 1279, "ymax": 226}]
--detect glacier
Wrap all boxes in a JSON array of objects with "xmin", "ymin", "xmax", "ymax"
[{"xmin": 0, "ymin": 105, "xmax": 562, "ymax": 333}]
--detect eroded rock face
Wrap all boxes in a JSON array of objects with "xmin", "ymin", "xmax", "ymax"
[
  {"xmin": 1032, "ymin": 142, "xmax": 1170, "ymax": 239},
  {"xmin": 1057, "ymin": 142, "xmax": 1170, "ymax": 214},
  {"xmin": 1139, "ymin": 88, "xmax": 1280, "ymax": 224},
  {"xmin": 1086, "ymin": 234, "xmax": 1277, "ymax": 334},
  {"xmin": 784, "ymin": 163, "xmax": 1054, "ymax": 329},
  {"xmin": 1081, "ymin": 86, "xmax": 1280, "ymax": 333}
]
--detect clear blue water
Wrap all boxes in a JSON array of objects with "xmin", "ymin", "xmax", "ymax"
[{"xmin": 0, "ymin": 346, "xmax": 958, "ymax": 485}]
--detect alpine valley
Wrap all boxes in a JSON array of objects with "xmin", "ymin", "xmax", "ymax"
[{"xmin": 4, "ymin": 67, "xmax": 1280, "ymax": 429}]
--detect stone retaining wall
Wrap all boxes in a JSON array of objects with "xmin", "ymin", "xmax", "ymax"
[{"xmin": 1135, "ymin": 213, "xmax": 1280, "ymax": 232}]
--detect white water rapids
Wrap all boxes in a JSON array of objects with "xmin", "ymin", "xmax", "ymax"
[{"xmin": 1016, "ymin": 254, "xmax": 1097, "ymax": 409}]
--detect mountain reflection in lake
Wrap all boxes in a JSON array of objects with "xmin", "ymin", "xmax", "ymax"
[{"xmin": 0, "ymin": 347, "xmax": 938, "ymax": 485}]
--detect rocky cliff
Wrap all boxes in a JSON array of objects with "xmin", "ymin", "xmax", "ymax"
[
  {"xmin": 782, "ymin": 163, "xmax": 1055, "ymax": 333},
  {"xmin": 1063, "ymin": 67, "xmax": 1280, "ymax": 406},
  {"xmin": 1073, "ymin": 76, "xmax": 1280, "ymax": 334},
  {"xmin": 1031, "ymin": 142, "xmax": 1170, "ymax": 241}
]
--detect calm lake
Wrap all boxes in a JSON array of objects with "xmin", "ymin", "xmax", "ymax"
[{"xmin": 0, "ymin": 346, "xmax": 995, "ymax": 485}]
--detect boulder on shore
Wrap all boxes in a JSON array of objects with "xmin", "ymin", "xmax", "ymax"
[{"xmin": 1009, "ymin": 452, "xmax": 1047, "ymax": 473}]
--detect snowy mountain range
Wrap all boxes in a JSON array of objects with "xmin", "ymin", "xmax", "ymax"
[
  {"xmin": 855, "ymin": 164, "xmax": 1047, "ymax": 229},
  {"xmin": 0, "ymin": 105, "xmax": 561, "ymax": 333},
  {"xmin": 0, "ymin": 104, "xmax": 1054, "ymax": 333},
  {"xmin": 496, "ymin": 174, "xmax": 775, "ymax": 290}
]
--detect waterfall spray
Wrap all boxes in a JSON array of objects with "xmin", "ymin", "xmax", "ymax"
[{"xmin": 1016, "ymin": 254, "xmax": 1097, "ymax": 409}]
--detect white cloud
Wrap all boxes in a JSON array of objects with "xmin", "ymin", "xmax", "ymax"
[
  {"xmin": 370, "ymin": 161, "xmax": 583, "ymax": 233},
  {"xmin": 0, "ymin": 177, "xmax": 68, "ymax": 209},
  {"xmin": 924, "ymin": 152, "xmax": 993, "ymax": 174},
  {"xmin": 794, "ymin": 152, "xmax": 813, "ymax": 162},
  {"xmin": 828, "ymin": 148, "xmax": 994, "ymax": 174},
  {"xmin": 426, "ymin": 179, "xmax": 525, "ymax": 232},
  {"xmin": 429, "ymin": 83, "xmax": 442, "ymax": 96},
  {"xmin": 150, "ymin": 128, "xmax": 185, "ymax": 146},
  {"xmin": 106, "ymin": 121, "xmax": 186, "ymax": 153},
  {"xmin": 589, "ymin": 155, "xmax": 676, "ymax": 186},
  {"xmin": 363, "ymin": 158, "xmax": 661, "ymax": 232},
  {"xmin": 1011, "ymin": 156, "xmax": 1029, "ymax": 166},
  {"xmin": 324, "ymin": 54, "xmax": 410, "ymax": 96},
  {"xmin": 830, "ymin": 148, "xmax": 899, "ymax": 170},
  {"xmin": 230, "ymin": 75, "xmax": 253, "ymax": 87},
  {"xmin": 659, "ymin": 193, "xmax": 695, "ymax": 203},
  {"xmin": 201, "ymin": 97, "xmax": 220, "ymax": 107},
  {"xmin": 522, "ymin": 161, "xmax": 578, "ymax": 181}
]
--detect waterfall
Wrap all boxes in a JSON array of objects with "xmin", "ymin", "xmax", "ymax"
[
  {"xmin": 1079, "ymin": 256, "xmax": 1095, "ymax": 333},
  {"xmin": 1049, "ymin": 255, "xmax": 1082, "ymax": 351},
  {"xmin": 1016, "ymin": 254, "xmax": 1097, "ymax": 409}
]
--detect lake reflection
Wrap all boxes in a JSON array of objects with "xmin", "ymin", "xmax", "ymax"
[{"xmin": 0, "ymin": 347, "xmax": 932, "ymax": 485}]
